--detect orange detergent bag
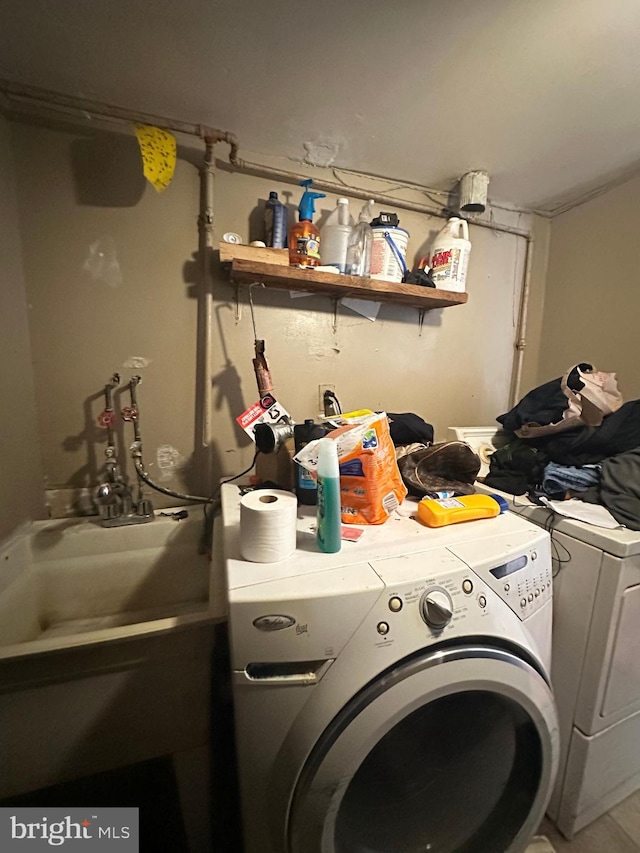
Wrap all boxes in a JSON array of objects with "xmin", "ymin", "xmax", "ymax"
[{"xmin": 295, "ymin": 412, "xmax": 407, "ymax": 525}]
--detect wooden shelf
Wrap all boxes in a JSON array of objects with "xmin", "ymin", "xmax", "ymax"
[{"xmin": 225, "ymin": 257, "xmax": 468, "ymax": 310}]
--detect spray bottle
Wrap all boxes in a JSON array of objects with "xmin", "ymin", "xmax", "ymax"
[
  {"xmin": 345, "ymin": 199, "xmax": 374, "ymax": 276},
  {"xmin": 288, "ymin": 180, "xmax": 326, "ymax": 268}
]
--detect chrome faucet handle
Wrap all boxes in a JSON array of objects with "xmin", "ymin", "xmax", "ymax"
[{"xmin": 99, "ymin": 504, "xmax": 120, "ymax": 521}]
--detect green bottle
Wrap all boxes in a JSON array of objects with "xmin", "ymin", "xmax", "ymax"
[{"xmin": 316, "ymin": 438, "xmax": 341, "ymax": 554}]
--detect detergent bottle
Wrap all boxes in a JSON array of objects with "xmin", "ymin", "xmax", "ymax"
[
  {"xmin": 345, "ymin": 199, "xmax": 374, "ymax": 276},
  {"xmin": 288, "ymin": 180, "xmax": 326, "ymax": 268},
  {"xmin": 264, "ymin": 191, "xmax": 288, "ymax": 249},
  {"xmin": 429, "ymin": 217, "xmax": 471, "ymax": 292},
  {"xmin": 320, "ymin": 198, "xmax": 354, "ymax": 272},
  {"xmin": 369, "ymin": 212, "xmax": 409, "ymax": 282},
  {"xmin": 316, "ymin": 438, "xmax": 341, "ymax": 554}
]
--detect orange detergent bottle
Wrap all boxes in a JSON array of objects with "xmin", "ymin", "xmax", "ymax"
[
  {"xmin": 418, "ymin": 494, "xmax": 501, "ymax": 528},
  {"xmin": 288, "ymin": 179, "xmax": 325, "ymax": 268}
]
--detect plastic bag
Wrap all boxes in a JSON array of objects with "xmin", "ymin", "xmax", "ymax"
[{"xmin": 294, "ymin": 412, "xmax": 407, "ymax": 525}]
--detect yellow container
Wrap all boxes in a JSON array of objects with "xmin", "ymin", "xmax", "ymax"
[{"xmin": 418, "ymin": 494, "xmax": 500, "ymax": 528}]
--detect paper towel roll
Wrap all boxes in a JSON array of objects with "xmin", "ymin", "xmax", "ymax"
[{"xmin": 240, "ymin": 489, "xmax": 298, "ymax": 563}]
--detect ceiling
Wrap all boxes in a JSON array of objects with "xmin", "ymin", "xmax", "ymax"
[{"xmin": 2, "ymin": 0, "xmax": 640, "ymax": 213}]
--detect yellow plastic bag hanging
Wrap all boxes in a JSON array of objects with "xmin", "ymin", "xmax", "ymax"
[{"xmin": 134, "ymin": 124, "xmax": 177, "ymax": 192}]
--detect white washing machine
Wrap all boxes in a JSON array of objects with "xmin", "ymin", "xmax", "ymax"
[{"xmin": 221, "ymin": 484, "xmax": 559, "ymax": 853}]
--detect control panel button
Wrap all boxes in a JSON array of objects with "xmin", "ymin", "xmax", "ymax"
[
  {"xmin": 462, "ymin": 579, "xmax": 474, "ymax": 594},
  {"xmin": 531, "ymin": 551, "xmax": 538, "ymax": 561},
  {"xmin": 377, "ymin": 622, "xmax": 390, "ymax": 635},
  {"xmin": 504, "ymin": 583, "xmax": 510, "ymax": 592},
  {"xmin": 520, "ymin": 598, "xmax": 527, "ymax": 608},
  {"xmin": 528, "ymin": 593, "xmax": 534, "ymax": 602},
  {"xmin": 535, "ymin": 588, "xmax": 540, "ymax": 597},
  {"xmin": 478, "ymin": 594, "xmax": 487, "ymax": 609},
  {"xmin": 388, "ymin": 596, "xmax": 403, "ymax": 613}
]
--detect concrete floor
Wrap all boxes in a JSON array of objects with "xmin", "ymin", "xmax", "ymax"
[{"xmin": 540, "ymin": 789, "xmax": 640, "ymax": 852}]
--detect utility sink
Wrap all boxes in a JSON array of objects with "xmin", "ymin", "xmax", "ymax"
[{"xmin": 0, "ymin": 507, "xmax": 216, "ymax": 659}]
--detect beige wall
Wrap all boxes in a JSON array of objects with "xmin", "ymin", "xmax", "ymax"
[
  {"xmin": 9, "ymin": 117, "xmax": 548, "ymax": 513},
  {"xmin": 538, "ymin": 174, "xmax": 640, "ymax": 397},
  {"xmin": 0, "ymin": 115, "xmax": 46, "ymax": 537}
]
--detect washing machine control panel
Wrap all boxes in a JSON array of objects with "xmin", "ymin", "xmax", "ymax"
[
  {"xmin": 420, "ymin": 587, "xmax": 454, "ymax": 629},
  {"xmin": 370, "ymin": 550, "xmax": 495, "ymax": 640},
  {"xmin": 447, "ymin": 529, "xmax": 553, "ymax": 621}
]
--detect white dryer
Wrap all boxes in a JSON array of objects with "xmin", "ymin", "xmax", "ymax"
[
  {"xmin": 221, "ymin": 485, "xmax": 559, "ymax": 853},
  {"xmin": 474, "ymin": 482, "xmax": 640, "ymax": 838}
]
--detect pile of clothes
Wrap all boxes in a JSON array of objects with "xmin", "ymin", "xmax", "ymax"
[{"xmin": 484, "ymin": 363, "xmax": 640, "ymax": 530}]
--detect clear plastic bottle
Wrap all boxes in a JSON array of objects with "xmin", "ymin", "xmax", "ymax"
[
  {"xmin": 345, "ymin": 199, "xmax": 374, "ymax": 276},
  {"xmin": 320, "ymin": 198, "xmax": 354, "ymax": 272},
  {"xmin": 316, "ymin": 438, "xmax": 341, "ymax": 554}
]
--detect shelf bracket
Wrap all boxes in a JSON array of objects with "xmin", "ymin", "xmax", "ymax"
[
  {"xmin": 331, "ymin": 298, "xmax": 339, "ymax": 334},
  {"xmin": 417, "ymin": 308, "xmax": 427, "ymax": 336},
  {"xmin": 234, "ymin": 285, "xmax": 241, "ymax": 323}
]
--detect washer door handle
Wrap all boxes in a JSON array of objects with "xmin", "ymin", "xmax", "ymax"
[{"xmin": 235, "ymin": 659, "xmax": 334, "ymax": 686}]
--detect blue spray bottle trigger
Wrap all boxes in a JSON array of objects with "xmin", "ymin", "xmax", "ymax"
[{"xmin": 298, "ymin": 179, "xmax": 326, "ymax": 221}]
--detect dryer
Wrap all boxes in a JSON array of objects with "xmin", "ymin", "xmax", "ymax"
[
  {"xmin": 221, "ymin": 484, "xmax": 559, "ymax": 853},
  {"xmin": 474, "ymin": 482, "xmax": 640, "ymax": 838}
]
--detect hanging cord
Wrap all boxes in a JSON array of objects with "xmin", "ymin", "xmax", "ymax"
[
  {"xmin": 202, "ymin": 450, "xmax": 261, "ymax": 554},
  {"xmin": 542, "ymin": 510, "xmax": 572, "ymax": 577},
  {"xmin": 123, "ymin": 376, "xmax": 260, "ymax": 507},
  {"xmin": 509, "ymin": 494, "xmax": 572, "ymax": 577}
]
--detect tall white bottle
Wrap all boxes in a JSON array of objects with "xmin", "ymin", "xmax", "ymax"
[
  {"xmin": 430, "ymin": 217, "xmax": 472, "ymax": 292},
  {"xmin": 320, "ymin": 198, "xmax": 354, "ymax": 273}
]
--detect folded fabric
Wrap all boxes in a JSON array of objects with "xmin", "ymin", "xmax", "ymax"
[{"xmin": 542, "ymin": 461, "xmax": 600, "ymax": 495}]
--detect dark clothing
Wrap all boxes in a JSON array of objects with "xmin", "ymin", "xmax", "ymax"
[
  {"xmin": 540, "ymin": 400, "xmax": 640, "ymax": 466},
  {"xmin": 579, "ymin": 447, "xmax": 640, "ymax": 530},
  {"xmin": 483, "ymin": 438, "xmax": 549, "ymax": 496},
  {"xmin": 387, "ymin": 413, "xmax": 434, "ymax": 447},
  {"xmin": 497, "ymin": 378, "xmax": 568, "ymax": 433}
]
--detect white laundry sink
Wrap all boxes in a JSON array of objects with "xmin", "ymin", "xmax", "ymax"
[{"xmin": 0, "ymin": 507, "xmax": 216, "ymax": 660}]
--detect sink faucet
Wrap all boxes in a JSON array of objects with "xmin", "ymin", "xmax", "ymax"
[
  {"xmin": 95, "ymin": 479, "xmax": 153, "ymax": 527},
  {"xmin": 95, "ymin": 374, "xmax": 154, "ymax": 527}
]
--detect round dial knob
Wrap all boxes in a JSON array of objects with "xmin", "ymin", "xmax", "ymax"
[{"xmin": 420, "ymin": 588, "xmax": 454, "ymax": 630}]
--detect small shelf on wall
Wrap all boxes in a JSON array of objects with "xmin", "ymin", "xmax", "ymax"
[{"xmin": 220, "ymin": 244, "xmax": 468, "ymax": 311}]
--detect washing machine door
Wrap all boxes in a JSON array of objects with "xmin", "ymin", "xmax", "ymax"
[{"xmin": 287, "ymin": 645, "xmax": 558, "ymax": 853}]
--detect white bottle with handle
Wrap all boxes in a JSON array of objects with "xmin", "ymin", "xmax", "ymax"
[
  {"xmin": 430, "ymin": 217, "xmax": 472, "ymax": 292},
  {"xmin": 320, "ymin": 198, "xmax": 354, "ymax": 273}
]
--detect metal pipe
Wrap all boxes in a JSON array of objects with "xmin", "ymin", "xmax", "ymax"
[
  {"xmin": 200, "ymin": 141, "xmax": 215, "ymax": 477},
  {"xmin": 510, "ymin": 235, "xmax": 535, "ymax": 407},
  {"xmin": 231, "ymin": 158, "xmax": 532, "ymax": 239},
  {"xmin": 0, "ymin": 79, "xmax": 239, "ymax": 164}
]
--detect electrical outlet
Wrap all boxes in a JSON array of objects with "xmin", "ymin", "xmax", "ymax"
[{"xmin": 318, "ymin": 384, "xmax": 336, "ymax": 414}]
